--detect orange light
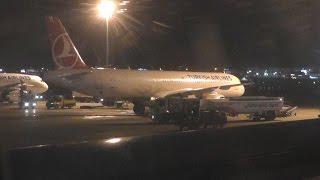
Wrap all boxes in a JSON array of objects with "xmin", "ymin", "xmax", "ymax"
[{"xmin": 98, "ymin": 0, "xmax": 116, "ymax": 19}]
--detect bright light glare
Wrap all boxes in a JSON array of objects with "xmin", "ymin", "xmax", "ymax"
[
  {"xmin": 98, "ymin": 0, "xmax": 116, "ymax": 19},
  {"xmin": 105, "ymin": 138, "xmax": 121, "ymax": 144}
]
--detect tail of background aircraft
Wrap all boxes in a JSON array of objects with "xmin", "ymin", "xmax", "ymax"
[{"xmin": 45, "ymin": 16, "xmax": 88, "ymax": 70}]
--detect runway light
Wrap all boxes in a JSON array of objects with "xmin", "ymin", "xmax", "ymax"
[
  {"xmin": 105, "ymin": 138, "xmax": 121, "ymax": 144},
  {"xmin": 98, "ymin": 0, "xmax": 116, "ymax": 19}
]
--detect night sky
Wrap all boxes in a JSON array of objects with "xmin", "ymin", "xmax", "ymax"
[{"xmin": 0, "ymin": 0, "xmax": 320, "ymax": 71}]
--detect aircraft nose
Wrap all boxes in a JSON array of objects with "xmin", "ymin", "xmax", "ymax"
[
  {"xmin": 43, "ymin": 82, "xmax": 48, "ymax": 90},
  {"xmin": 238, "ymin": 85, "xmax": 245, "ymax": 96},
  {"xmin": 39, "ymin": 81, "xmax": 49, "ymax": 93}
]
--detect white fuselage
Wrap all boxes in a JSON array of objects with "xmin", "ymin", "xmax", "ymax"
[
  {"xmin": 45, "ymin": 68, "xmax": 245, "ymax": 100},
  {"xmin": 0, "ymin": 73, "xmax": 48, "ymax": 95}
]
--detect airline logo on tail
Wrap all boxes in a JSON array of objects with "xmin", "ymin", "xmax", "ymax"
[
  {"xmin": 52, "ymin": 33, "xmax": 79, "ymax": 69},
  {"xmin": 46, "ymin": 16, "xmax": 88, "ymax": 70}
]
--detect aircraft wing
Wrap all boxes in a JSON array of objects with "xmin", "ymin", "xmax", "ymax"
[{"xmin": 156, "ymin": 83, "xmax": 244, "ymax": 98}]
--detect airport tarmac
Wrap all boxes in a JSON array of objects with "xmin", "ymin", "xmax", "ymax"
[{"xmin": 0, "ymin": 103, "xmax": 319, "ymax": 150}]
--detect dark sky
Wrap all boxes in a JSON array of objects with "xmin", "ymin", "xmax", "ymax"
[{"xmin": 0, "ymin": 0, "xmax": 320, "ymax": 71}]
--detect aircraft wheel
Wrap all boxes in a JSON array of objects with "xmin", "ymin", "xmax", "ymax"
[{"xmin": 265, "ymin": 111, "xmax": 276, "ymax": 121}]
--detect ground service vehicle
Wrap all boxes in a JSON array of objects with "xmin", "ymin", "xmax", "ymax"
[
  {"xmin": 19, "ymin": 100, "xmax": 37, "ymax": 110},
  {"xmin": 150, "ymin": 97, "xmax": 227, "ymax": 130},
  {"xmin": 200, "ymin": 96, "xmax": 286, "ymax": 121},
  {"xmin": 46, "ymin": 95, "xmax": 76, "ymax": 109},
  {"xmin": 18, "ymin": 89, "xmax": 37, "ymax": 109},
  {"xmin": 150, "ymin": 96, "xmax": 294, "ymax": 130}
]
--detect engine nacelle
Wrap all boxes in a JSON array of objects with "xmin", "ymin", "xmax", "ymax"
[
  {"xmin": 4, "ymin": 91, "xmax": 20, "ymax": 102},
  {"xmin": 203, "ymin": 93, "xmax": 225, "ymax": 100}
]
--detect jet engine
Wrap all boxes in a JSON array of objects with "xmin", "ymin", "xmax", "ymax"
[{"xmin": 204, "ymin": 92, "xmax": 225, "ymax": 100}]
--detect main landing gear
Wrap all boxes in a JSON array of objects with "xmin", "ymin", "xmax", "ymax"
[{"xmin": 133, "ymin": 102, "xmax": 145, "ymax": 115}]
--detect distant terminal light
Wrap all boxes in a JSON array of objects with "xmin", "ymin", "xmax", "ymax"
[
  {"xmin": 0, "ymin": 68, "xmax": 3, "ymax": 73},
  {"xmin": 309, "ymin": 75, "xmax": 318, "ymax": 79},
  {"xmin": 224, "ymin": 68, "xmax": 230, "ymax": 73},
  {"xmin": 119, "ymin": 0, "xmax": 130, "ymax": 6},
  {"xmin": 290, "ymin": 74, "xmax": 297, "ymax": 79},
  {"xmin": 105, "ymin": 138, "xmax": 121, "ymax": 144},
  {"xmin": 301, "ymin": 69, "xmax": 308, "ymax": 75},
  {"xmin": 241, "ymin": 77, "xmax": 248, "ymax": 81},
  {"xmin": 96, "ymin": 67, "xmax": 105, "ymax": 70},
  {"xmin": 20, "ymin": 69, "xmax": 26, "ymax": 73}
]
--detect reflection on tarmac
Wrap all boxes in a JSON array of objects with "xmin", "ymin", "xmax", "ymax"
[
  {"xmin": 0, "ymin": 103, "xmax": 319, "ymax": 149},
  {"xmin": 83, "ymin": 115, "xmax": 116, "ymax": 120}
]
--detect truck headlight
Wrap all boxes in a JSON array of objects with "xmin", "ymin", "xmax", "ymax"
[{"xmin": 24, "ymin": 102, "xmax": 29, "ymax": 107}]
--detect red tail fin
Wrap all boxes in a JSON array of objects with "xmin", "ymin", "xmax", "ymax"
[{"xmin": 45, "ymin": 16, "xmax": 88, "ymax": 70}]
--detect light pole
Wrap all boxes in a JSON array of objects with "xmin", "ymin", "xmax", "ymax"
[{"xmin": 98, "ymin": 0, "xmax": 116, "ymax": 67}]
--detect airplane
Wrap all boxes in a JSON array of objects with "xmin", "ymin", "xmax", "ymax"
[
  {"xmin": 44, "ymin": 16, "xmax": 245, "ymax": 115},
  {"xmin": 0, "ymin": 73, "xmax": 48, "ymax": 102}
]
